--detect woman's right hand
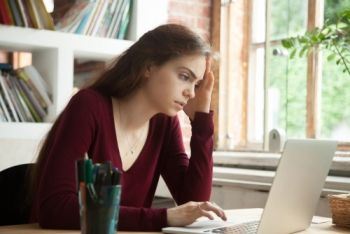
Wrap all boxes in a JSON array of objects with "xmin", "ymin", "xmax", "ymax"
[
  {"xmin": 166, "ymin": 201, "xmax": 227, "ymax": 227},
  {"xmin": 183, "ymin": 57, "xmax": 215, "ymax": 120}
]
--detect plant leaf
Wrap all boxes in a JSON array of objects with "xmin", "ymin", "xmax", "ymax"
[
  {"xmin": 299, "ymin": 45, "xmax": 309, "ymax": 57},
  {"xmin": 327, "ymin": 53, "xmax": 337, "ymax": 61},
  {"xmin": 290, "ymin": 48, "xmax": 297, "ymax": 59}
]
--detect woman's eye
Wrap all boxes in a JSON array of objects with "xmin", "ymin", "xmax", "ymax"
[{"xmin": 179, "ymin": 74, "xmax": 190, "ymax": 81}]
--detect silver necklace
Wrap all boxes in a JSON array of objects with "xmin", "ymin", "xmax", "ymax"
[{"xmin": 117, "ymin": 101, "xmax": 147, "ymax": 156}]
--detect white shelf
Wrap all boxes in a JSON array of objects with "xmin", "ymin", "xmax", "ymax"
[
  {"xmin": 0, "ymin": 25, "xmax": 134, "ymax": 60},
  {"xmin": 0, "ymin": 25, "xmax": 133, "ymax": 140},
  {"xmin": 0, "ymin": 122, "xmax": 52, "ymax": 140},
  {"xmin": 3, "ymin": 24, "xmax": 136, "ymax": 113}
]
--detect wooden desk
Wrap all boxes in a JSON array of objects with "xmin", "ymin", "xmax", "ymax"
[{"xmin": 0, "ymin": 209, "xmax": 348, "ymax": 234}]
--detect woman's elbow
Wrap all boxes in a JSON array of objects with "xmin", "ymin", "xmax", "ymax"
[{"xmin": 38, "ymin": 201, "xmax": 80, "ymax": 229}]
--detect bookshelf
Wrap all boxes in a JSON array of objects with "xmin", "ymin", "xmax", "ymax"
[
  {"xmin": 0, "ymin": 0, "xmax": 168, "ymax": 171},
  {"xmin": 0, "ymin": 25, "xmax": 134, "ymax": 133}
]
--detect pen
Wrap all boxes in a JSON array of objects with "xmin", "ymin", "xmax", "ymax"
[
  {"xmin": 85, "ymin": 159, "xmax": 98, "ymax": 201},
  {"xmin": 76, "ymin": 158, "xmax": 86, "ymax": 191},
  {"xmin": 76, "ymin": 157, "xmax": 87, "ymax": 234},
  {"xmin": 94, "ymin": 161, "xmax": 113, "ymax": 195},
  {"xmin": 111, "ymin": 168, "xmax": 121, "ymax": 185}
]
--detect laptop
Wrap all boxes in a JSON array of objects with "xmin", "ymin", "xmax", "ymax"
[{"xmin": 162, "ymin": 139, "xmax": 337, "ymax": 234}]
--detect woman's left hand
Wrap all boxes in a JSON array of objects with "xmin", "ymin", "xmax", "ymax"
[{"xmin": 183, "ymin": 57, "xmax": 215, "ymax": 120}]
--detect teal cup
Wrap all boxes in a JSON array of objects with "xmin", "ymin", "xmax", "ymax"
[{"xmin": 79, "ymin": 185, "xmax": 121, "ymax": 234}]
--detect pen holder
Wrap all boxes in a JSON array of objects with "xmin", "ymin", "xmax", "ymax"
[{"xmin": 79, "ymin": 184, "xmax": 122, "ymax": 234}]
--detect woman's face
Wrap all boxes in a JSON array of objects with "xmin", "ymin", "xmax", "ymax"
[{"xmin": 143, "ymin": 54, "xmax": 206, "ymax": 116}]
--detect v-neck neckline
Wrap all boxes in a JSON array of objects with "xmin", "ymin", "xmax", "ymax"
[{"xmin": 109, "ymin": 97, "xmax": 152, "ymax": 173}]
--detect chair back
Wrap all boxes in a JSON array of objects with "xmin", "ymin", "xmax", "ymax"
[{"xmin": 0, "ymin": 163, "xmax": 34, "ymax": 226}]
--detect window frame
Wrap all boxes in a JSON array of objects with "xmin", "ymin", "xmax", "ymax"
[{"xmin": 213, "ymin": 0, "xmax": 350, "ymax": 152}]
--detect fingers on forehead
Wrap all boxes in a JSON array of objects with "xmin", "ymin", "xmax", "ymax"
[{"xmin": 205, "ymin": 57, "xmax": 212, "ymax": 71}]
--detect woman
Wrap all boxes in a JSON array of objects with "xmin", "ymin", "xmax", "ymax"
[{"xmin": 30, "ymin": 24, "xmax": 227, "ymax": 231}]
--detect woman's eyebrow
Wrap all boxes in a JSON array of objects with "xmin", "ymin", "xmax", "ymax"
[{"xmin": 177, "ymin": 66, "xmax": 200, "ymax": 81}]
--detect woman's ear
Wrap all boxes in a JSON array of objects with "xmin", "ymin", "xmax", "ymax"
[{"xmin": 144, "ymin": 63, "xmax": 155, "ymax": 78}]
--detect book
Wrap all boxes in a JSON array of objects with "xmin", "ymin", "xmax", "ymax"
[
  {"xmin": 81, "ymin": 0, "xmax": 100, "ymax": 35},
  {"xmin": 85, "ymin": 0, "xmax": 104, "ymax": 35},
  {"xmin": 117, "ymin": 0, "xmax": 131, "ymax": 39},
  {"xmin": 0, "ymin": 90, "xmax": 11, "ymax": 122},
  {"xmin": 90, "ymin": 0, "xmax": 109, "ymax": 36},
  {"xmin": 0, "ymin": 73, "xmax": 19, "ymax": 122},
  {"xmin": 8, "ymin": 0, "xmax": 24, "ymax": 27},
  {"xmin": 4, "ymin": 0, "xmax": 15, "ymax": 25},
  {"xmin": 16, "ymin": 68, "xmax": 48, "ymax": 110},
  {"xmin": 110, "ymin": 0, "xmax": 128, "ymax": 38},
  {"xmin": 27, "ymin": 0, "xmax": 42, "ymax": 28},
  {"xmin": 9, "ymin": 75, "xmax": 35, "ymax": 122},
  {"xmin": 0, "ymin": 63, "xmax": 13, "ymax": 72},
  {"xmin": 96, "ymin": 0, "xmax": 118, "ymax": 37},
  {"xmin": 16, "ymin": 0, "xmax": 29, "ymax": 27},
  {"xmin": 36, "ymin": 0, "xmax": 55, "ymax": 30},
  {"xmin": 74, "ymin": 2, "xmax": 96, "ymax": 34},
  {"xmin": 15, "ymin": 78, "xmax": 42, "ymax": 122},
  {"xmin": 74, "ymin": 3, "xmax": 95, "ymax": 34},
  {"xmin": 74, "ymin": 60, "xmax": 105, "ymax": 89},
  {"xmin": 3, "ymin": 74, "xmax": 26, "ymax": 122},
  {"xmin": 16, "ymin": 75, "xmax": 46, "ymax": 121},
  {"xmin": 106, "ymin": 0, "xmax": 123, "ymax": 38},
  {"xmin": 20, "ymin": 0, "xmax": 34, "ymax": 28},
  {"xmin": 3, "ymin": 73, "xmax": 26, "ymax": 122},
  {"xmin": 0, "ymin": 0, "xmax": 13, "ymax": 25},
  {"xmin": 0, "ymin": 100, "xmax": 6, "ymax": 121},
  {"xmin": 22, "ymin": 65, "xmax": 52, "ymax": 104},
  {"xmin": 55, "ymin": 1, "xmax": 90, "ymax": 32}
]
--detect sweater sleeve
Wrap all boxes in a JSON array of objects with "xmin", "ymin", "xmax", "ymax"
[
  {"xmin": 118, "ymin": 206, "xmax": 168, "ymax": 231},
  {"xmin": 160, "ymin": 111, "xmax": 214, "ymax": 205}
]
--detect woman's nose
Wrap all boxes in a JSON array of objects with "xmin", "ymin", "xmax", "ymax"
[{"xmin": 184, "ymin": 85, "xmax": 195, "ymax": 99}]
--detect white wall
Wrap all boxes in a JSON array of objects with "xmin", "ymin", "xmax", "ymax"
[
  {"xmin": 0, "ymin": 139, "xmax": 40, "ymax": 171},
  {"xmin": 127, "ymin": 0, "xmax": 168, "ymax": 40}
]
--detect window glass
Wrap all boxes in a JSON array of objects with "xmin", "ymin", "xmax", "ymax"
[
  {"xmin": 320, "ymin": 0, "xmax": 350, "ymax": 140},
  {"xmin": 246, "ymin": 0, "xmax": 350, "ymax": 149},
  {"xmin": 248, "ymin": 0, "xmax": 308, "ymax": 145},
  {"xmin": 266, "ymin": 0, "xmax": 308, "ymax": 138},
  {"xmin": 270, "ymin": 0, "xmax": 307, "ymax": 40},
  {"xmin": 268, "ymin": 46, "xmax": 307, "ymax": 137}
]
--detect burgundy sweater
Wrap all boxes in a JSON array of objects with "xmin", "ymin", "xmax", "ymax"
[{"xmin": 31, "ymin": 88, "xmax": 214, "ymax": 231}]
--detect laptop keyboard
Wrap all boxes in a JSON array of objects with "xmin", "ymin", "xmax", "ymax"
[{"xmin": 205, "ymin": 220, "xmax": 259, "ymax": 234}]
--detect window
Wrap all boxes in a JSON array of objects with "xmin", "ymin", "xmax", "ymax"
[
  {"xmin": 250, "ymin": 0, "xmax": 308, "ymax": 145},
  {"xmin": 320, "ymin": 0, "xmax": 350, "ymax": 142},
  {"xmin": 218, "ymin": 0, "xmax": 350, "ymax": 152}
]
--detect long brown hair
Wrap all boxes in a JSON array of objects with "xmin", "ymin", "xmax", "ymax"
[
  {"xmin": 29, "ymin": 24, "xmax": 211, "ymax": 202},
  {"xmin": 90, "ymin": 23, "xmax": 211, "ymax": 97}
]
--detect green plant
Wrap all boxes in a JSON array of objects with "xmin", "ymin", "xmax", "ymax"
[{"xmin": 281, "ymin": 9, "xmax": 350, "ymax": 76}]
